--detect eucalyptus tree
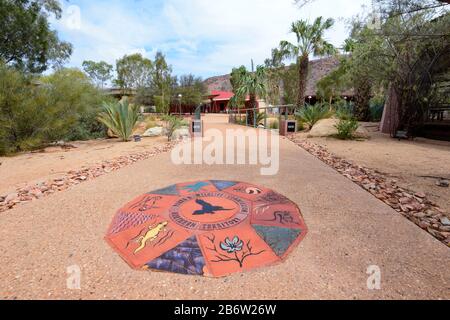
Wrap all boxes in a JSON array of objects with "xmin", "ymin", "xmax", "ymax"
[
  {"xmin": 115, "ymin": 53, "xmax": 153, "ymax": 94},
  {"xmin": 175, "ymin": 74, "xmax": 205, "ymax": 107},
  {"xmin": 150, "ymin": 52, "xmax": 174, "ymax": 114},
  {"xmin": 278, "ymin": 17, "xmax": 336, "ymax": 108},
  {"xmin": 0, "ymin": 0, "xmax": 72, "ymax": 73},
  {"xmin": 82, "ymin": 60, "xmax": 113, "ymax": 88}
]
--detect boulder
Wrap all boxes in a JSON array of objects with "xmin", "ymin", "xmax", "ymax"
[
  {"xmin": 354, "ymin": 126, "xmax": 370, "ymax": 139},
  {"xmin": 4, "ymin": 192, "xmax": 18, "ymax": 203},
  {"xmin": 172, "ymin": 127, "xmax": 190, "ymax": 140},
  {"xmin": 142, "ymin": 127, "xmax": 164, "ymax": 137},
  {"xmin": 132, "ymin": 121, "xmax": 148, "ymax": 135},
  {"xmin": 308, "ymin": 118, "xmax": 338, "ymax": 137}
]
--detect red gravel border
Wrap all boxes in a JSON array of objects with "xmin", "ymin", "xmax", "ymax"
[
  {"xmin": 287, "ymin": 135, "xmax": 450, "ymax": 247},
  {"xmin": 0, "ymin": 141, "xmax": 177, "ymax": 213}
]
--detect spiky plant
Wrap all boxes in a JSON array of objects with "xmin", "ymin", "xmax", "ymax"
[
  {"xmin": 97, "ymin": 100, "xmax": 139, "ymax": 142},
  {"xmin": 295, "ymin": 103, "xmax": 332, "ymax": 128}
]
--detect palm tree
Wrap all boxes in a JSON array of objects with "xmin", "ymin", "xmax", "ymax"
[
  {"xmin": 279, "ymin": 17, "xmax": 335, "ymax": 109},
  {"xmin": 235, "ymin": 65, "xmax": 267, "ymax": 127}
]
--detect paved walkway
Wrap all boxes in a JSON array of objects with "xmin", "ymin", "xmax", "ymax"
[{"xmin": 0, "ymin": 121, "xmax": 449, "ymax": 299}]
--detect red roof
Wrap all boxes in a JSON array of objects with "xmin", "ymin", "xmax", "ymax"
[
  {"xmin": 207, "ymin": 90, "xmax": 251, "ymax": 101},
  {"xmin": 209, "ymin": 91, "xmax": 234, "ymax": 101}
]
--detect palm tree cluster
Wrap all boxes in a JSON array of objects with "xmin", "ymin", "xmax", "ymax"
[
  {"xmin": 230, "ymin": 16, "xmax": 336, "ymax": 119},
  {"xmin": 230, "ymin": 63, "xmax": 267, "ymax": 127},
  {"xmin": 278, "ymin": 17, "xmax": 336, "ymax": 109}
]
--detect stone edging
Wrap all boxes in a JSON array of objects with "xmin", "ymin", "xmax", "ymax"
[
  {"xmin": 0, "ymin": 141, "xmax": 178, "ymax": 213},
  {"xmin": 287, "ymin": 135, "xmax": 450, "ymax": 247}
]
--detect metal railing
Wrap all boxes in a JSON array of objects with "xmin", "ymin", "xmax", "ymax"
[{"xmin": 227, "ymin": 105, "xmax": 296, "ymax": 128}]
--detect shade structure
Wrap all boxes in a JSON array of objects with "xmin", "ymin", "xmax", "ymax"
[{"xmin": 105, "ymin": 181, "xmax": 307, "ymax": 277}]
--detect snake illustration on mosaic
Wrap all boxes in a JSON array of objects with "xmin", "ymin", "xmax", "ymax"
[{"xmin": 105, "ymin": 181, "xmax": 308, "ymax": 277}]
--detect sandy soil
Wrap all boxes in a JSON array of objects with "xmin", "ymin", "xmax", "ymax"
[
  {"xmin": 302, "ymin": 130, "xmax": 450, "ymax": 213},
  {"xmin": 0, "ymin": 136, "xmax": 167, "ymax": 195},
  {"xmin": 0, "ymin": 122, "xmax": 448, "ymax": 300}
]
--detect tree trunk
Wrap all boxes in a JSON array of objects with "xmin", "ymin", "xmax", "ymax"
[
  {"xmin": 247, "ymin": 94, "xmax": 257, "ymax": 127},
  {"xmin": 354, "ymin": 77, "xmax": 371, "ymax": 121},
  {"xmin": 297, "ymin": 54, "xmax": 309, "ymax": 109}
]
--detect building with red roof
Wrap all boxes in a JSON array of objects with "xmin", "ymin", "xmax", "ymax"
[{"xmin": 204, "ymin": 90, "xmax": 253, "ymax": 113}]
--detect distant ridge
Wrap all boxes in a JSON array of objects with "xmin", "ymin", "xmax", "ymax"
[
  {"xmin": 203, "ymin": 56, "xmax": 353, "ymax": 97},
  {"xmin": 204, "ymin": 73, "xmax": 232, "ymax": 92}
]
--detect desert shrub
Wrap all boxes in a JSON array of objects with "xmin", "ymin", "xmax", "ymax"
[
  {"xmin": 162, "ymin": 115, "xmax": 184, "ymax": 141},
  {"xmin": 335, "ymin": 118, "xmax": 359, "ymax": 140},
  {"xmin": 270, "ymin": 120, "xmax": 279, "ymax": 130},
  {"xmin": 97, "ymin": 100, "xmax": 140, "ymax": 141},
  {"xmin": 142, "ymin": 115, "xmax": 159, "ymax": 130},
  {"xmin": 335, "ymin": 100, "xmax": 354, "ymax": 120},
  {"xmin": 295, "ymin": 103, "xmax": 332, "ymax": 128},
  {"xmin": 0, "ymin": 65, "xmax": 108, "ymax": 154},
  {"xmin": 41, "ymin": 69, "xmax": 111, "ymax": 141}
]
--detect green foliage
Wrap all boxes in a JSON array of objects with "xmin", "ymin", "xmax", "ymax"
[
  {"xmin": 316, "ymin": 58, "xmax": 351, "ymax": 103},
  {"xmin": 0, "ymin": 0, "xmax": 72, "ymax": 73},
  {"xmin": 278, "ymin": 16, "xmax": 336, "ymax": 107},
  {"xmin": 295, "ymin": 103, "xmax": 332, "ymax": 128},
  {"xmin": 335, "ymin": 118, "xmax": 359, "ymax": 140},
  {"xmin": 270, "ymin": 120, "xmax": 279, "ymax": 130},
  {"xmin": 255, "ymin": 112, "xmax": 267, "ymax": 126},
  {"xmin": 82, "ymin": 60, "xmax": 113, "ymax": 88},
  {"xmin": 115, "ymin": 53, "xmax": 153, "ymax": 93},
  {"xmin": 334, "ymin": 100, "xmax": 354, "ymax": 120},
  {"xmin": 154, "ymin": 95, "xmax": 171, "ymax": 114},
  {"xmin": 235, "ymin": 65, "xmax": 267, "ymax": 100},
  {"xmin": 162, "ymin": 115, "xmax": 184, "ymax": 141},
  {"xmin": 150, "ymin": 52, "xmax": 174, "ymax": 113},
  {"xmin": 234, "ymin": 65, "xmax": 267, "ymax": 126},
  {"xmin": 41, "ymin": 68, "xmax": 109, "ymax": 141},
  {"xmin": 345, "ymin": 2, "xmax": 450, "ymax": 130},
  {"xmin": 97, "ymin": 100, "xmax": 140, "ymax": 142},
  {"xmin": 369, "ymin": 96, "xmax": 385, "ymax": 122},
  {"xmin": 175, "ymin": 74, "xmax": 206, "ymax": 106},
  {"xmin": 0, "ymin": 65, "xmax": 107, "ymax": 154},
  {"xmin": 230, "ymin": 66, "xmax": 248, "ymax": 107}
]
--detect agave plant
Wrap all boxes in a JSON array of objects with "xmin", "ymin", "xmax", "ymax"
[
  {"xmin": 255, "ymin": 112, "xmax": 267, "ymax": 126},
  {"xmin": 97, "ymin": 100, "xmax": 139, "ymax": 142}
]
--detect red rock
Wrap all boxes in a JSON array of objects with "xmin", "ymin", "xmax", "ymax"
[
  {"xmin": 5, "ymin": 193, "xmax": 18, "ymax": 203},
  {"xmin": 415, "ymin": 192, "xmax": 426, "ymax": 198}
]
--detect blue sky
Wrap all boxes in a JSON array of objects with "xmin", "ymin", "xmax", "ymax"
[{"xmin": 51, "ymin": 0, "xmax": 373, "ymax": 79}]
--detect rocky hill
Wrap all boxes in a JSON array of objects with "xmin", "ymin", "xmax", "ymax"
[
  {"xmin": 204, "ymin": 74, "xmax": 232, "ymax": 92},
  {"xmin": 203, "ymin": 56, "xmax": 352, "ymax": 97}
]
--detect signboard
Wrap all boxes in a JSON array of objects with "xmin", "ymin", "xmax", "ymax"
[
  {"xmin": 279, "ymin": 119, "xmax": 297, "ymax": 136},
  {"xmin": 190, "ymin": 120, "xmax": 203, "ymax": 137},
  {"xmin": 287, "ymin": 121, "xmax": 297, "ymax": 133}
]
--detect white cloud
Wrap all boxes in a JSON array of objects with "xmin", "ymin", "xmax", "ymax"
[{"xmin": 51, "ymin": 0, "xmax": 372, "ymax": 78}]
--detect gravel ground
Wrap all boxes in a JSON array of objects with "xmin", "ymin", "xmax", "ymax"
[
  {"xmin": 0, "ymin": 122, "xmax": 449, "ymax": 300},
  {"xmin": 306, "ymin": 131, "xmax": 450, "ymax": 213}
]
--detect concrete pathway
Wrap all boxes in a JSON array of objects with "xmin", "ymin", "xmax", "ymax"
[{"xmin": 0, "ymin": 121, "xmax": 449, "ymax": 299}]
